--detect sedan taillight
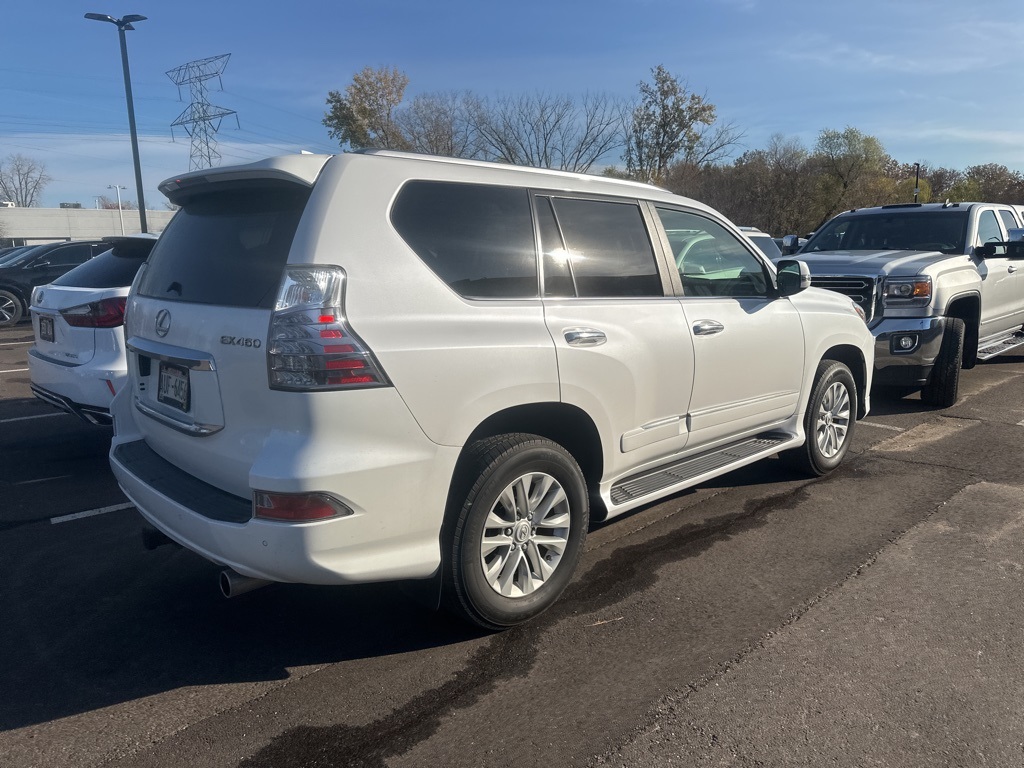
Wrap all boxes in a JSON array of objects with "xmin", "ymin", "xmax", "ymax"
[{"xmin": 61, "ymin": 297, "xmax": 127, "ymax": 328}]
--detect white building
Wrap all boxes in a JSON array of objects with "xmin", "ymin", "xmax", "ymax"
[{"xmin": 0, "ymin": 206, "xmax": 176, "ymax": 246}]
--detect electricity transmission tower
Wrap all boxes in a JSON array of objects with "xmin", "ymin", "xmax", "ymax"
[{"xmin": 167, "ymin": 54, "xmax": 238, "ymax": 171}]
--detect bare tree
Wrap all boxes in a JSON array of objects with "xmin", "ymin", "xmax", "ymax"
[
  {"xmin": 397, "ymin": 91, "xmax": 477, "ymax": 158},
  {"xmin": 98, "ymin": 195, "xmax": 138, "ymax": 210},
  {"xmin": 469, "ymin": 92, "xmax": 625, "ymax": 172},
  {"xmin": 0, "ymin": 154, "xmax": 51, "ymax": 207},
  {"xmin": 323, "ymin": 66, "xmax": 412, "ymax": 150}
]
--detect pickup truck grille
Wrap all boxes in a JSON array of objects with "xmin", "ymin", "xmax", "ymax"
[{"xmin": 809, "ymin": 276, "xmax": 879, "ymax": 322}]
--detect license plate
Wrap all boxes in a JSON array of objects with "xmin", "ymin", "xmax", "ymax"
[
  {"xmin": 39, "ymin": 315, "xmax": 54, "ymax": 343},
  {"xmin": 157, "ymin": 363, "xmax": 190, "ymax": 412}
]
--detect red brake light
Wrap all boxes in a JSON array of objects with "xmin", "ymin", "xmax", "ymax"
[{"xmin": 61, "ymin": 297, "xmax": 127, "ymax": 328}]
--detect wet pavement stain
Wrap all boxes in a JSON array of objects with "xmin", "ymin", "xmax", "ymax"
[{"xmin": 240, "ymin": 478, "xmax": 823, "ymax": 767}]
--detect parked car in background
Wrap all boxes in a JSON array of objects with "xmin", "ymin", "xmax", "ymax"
[
  {"xmin": 28, "ymin": 235, "xmax": 158, "ymax": 424},
  {"xmin": 109, "ymin": 150, "xmax": 874, "ymax": 630},
  {"xmin": 739, "ymin": 227, "xmax": 782, "ymax": 260},
  {"xmin": 0, "ymin": 240, "xmax": 108, "ymax": 326}
]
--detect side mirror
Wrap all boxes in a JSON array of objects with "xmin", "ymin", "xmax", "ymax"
[
  {"xmin": 1006, "ymin": 228, "xmax": 1024, "ymax": 242},
  {"xmin": 776, "ymin": 259, "xmax": 812, "ymax": 296},
  {"xmin": 780, "ymin": 234, "xmax": 800, "ymax": 255}
]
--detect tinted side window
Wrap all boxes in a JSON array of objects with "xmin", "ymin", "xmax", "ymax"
[
  {"xmin": 38, "ymin": 244, "xmax": 92, "ymax": 267},
  {"xmin": 997, "ymin": 209, "xmax": 1018, "ymax": 235},
  {"xmin": 138, "ymin": 184, "xmax": 309, "ymax": 308},
  {"xmin": 977, "ymin": 210, "xmax": 1003, "ymax": 245},
  {"xmin": 547, "ymin": 197, "xmax": 661, "ymax": 298},
  {"xmin": 657, "ymin": 208, "xmax": 769, "ymax": 298},
  {"xmin": 392, "ymin": 181, "xmax": 537, "ymax": 299}
]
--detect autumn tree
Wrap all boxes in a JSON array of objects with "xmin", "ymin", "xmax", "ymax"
[
  {"xmin": 812, "ymin": 127, "xmax": 892, "ymax": 223},
  {"xmin": 0, "ymin": 154, "xmax": 51, "ymax": 207},
  {"xmin": 323, "ymin": 66, "xmax": 412, "ymax": 150},
  {"xmin": 624, "ymin": 65, "xmax": 731, "ymax": 184}
]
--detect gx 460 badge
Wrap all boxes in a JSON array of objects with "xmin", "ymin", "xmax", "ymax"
[{"xmin": 221, "ymin": 335, "xmax": 262, "ymax": 348}]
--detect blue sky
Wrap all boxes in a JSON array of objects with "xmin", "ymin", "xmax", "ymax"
[{"xmin": 4, "ymin": 0, "xmax": 1024, "ymax": 209}]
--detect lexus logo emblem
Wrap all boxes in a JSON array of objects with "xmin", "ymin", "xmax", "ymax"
[{"xmin": 155, "ymin": 309, "xmax": 171, "ymax": 338}]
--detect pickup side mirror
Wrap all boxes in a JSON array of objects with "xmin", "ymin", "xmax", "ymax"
[
  {"xmin": 976, "ymin": 241, "xmax": 1024, "ymax": 259},
  {"xmin": 1006, "ymin": 228, "xmax": 1024, "ymax": 242},
  {"xmin": 776, "ymin": 259, "xmax": 812, "ymax": 296},
  {"xmin": 780, "ymin": 234, "xmax": 801, "ymax": 255}
]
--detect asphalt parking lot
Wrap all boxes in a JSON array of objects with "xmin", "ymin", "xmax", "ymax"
[{"xmin": 2, "ymin": 321, "xmax": 1023, "ymax": 768}]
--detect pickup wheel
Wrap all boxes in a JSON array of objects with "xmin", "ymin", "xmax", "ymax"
[
  {"xmin": 783, "ymin": 360, "xmax": 857, "ymax": 477},
  {"xmin": 445, "ymin": 434, "xmax": 589, "ymax": 630},
  {"xmin": 920, "ymin": 317, "xmax": 965, "ymax": 408},
  {"xmin": 0, "ymin": 289, "xmax": 23, "ymax": 326}
]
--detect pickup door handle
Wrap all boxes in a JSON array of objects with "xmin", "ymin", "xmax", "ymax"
[
  {"xmin": 693, "ymin": 319, "xmax": 725, "ymax": 336},
  {"xmin": 564, "ymin": 328, "xmax": 607, "ymax": 347},
  {"xmin": 1009, "ymin": 265, "xmax": 1018, "ymax": 273}
]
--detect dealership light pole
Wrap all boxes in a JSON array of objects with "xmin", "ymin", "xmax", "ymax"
[
  {"xmin": 85, "ymin": 13, "xmax": 148, "ymax": 233},
  {"xmin": 914, "ymin": 162, "xmax": 921, "ymax": 203},
  {"xmin": 108, "ymin": 184, "xmax": 127, "ymax": 235}
]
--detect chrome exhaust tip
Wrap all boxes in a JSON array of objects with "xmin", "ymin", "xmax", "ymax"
[{"xmin": 219, "ymin": 568, "xmax": 271, "ymax": 599}]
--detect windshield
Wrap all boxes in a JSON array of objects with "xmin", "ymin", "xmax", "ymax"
[{"xmin": 803, "ymin": 210, "xmax": 969, "ymax": 254}]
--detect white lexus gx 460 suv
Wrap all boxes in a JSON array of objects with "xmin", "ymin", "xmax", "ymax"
[{"xmin": 110, "ymin": 150, "xmax": 874, "ymax": 629}]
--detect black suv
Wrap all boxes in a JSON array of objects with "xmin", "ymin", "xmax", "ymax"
[{"xmin": 0, "ymin": 240, "xmax": 108, "ymax": 326}]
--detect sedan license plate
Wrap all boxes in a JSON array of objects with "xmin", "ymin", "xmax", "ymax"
[
  {"xmin": 157, "ymin": 363, "xmax": 190, "ymax": 412},
  {"xmin": 39, "ymin": 315, "xmax": 54, "ymax": 343}
]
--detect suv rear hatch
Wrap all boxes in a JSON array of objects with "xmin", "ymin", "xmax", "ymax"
[{"xmin": 124, "ymin": 156, "xmax": 330, "ymax": 497}]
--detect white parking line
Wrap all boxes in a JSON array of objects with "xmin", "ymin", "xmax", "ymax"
[
  {"xmin": 0, "ymin": 413, "xmax": 69, "ymax": 424},
  {"xmin": 858, "ymin": 421, "xmax": 905, "ymax": 432},
  {"xmin": 50, "ymin": 502, "xmax": 134, "ymax": 525},
  {"xmin": 0, "ymin": 368, "xmax": 29, "ymax": 374}
]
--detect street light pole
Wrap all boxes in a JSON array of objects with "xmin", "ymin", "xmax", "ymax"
[
  {"xmin": 108, "ymin": 184, "xmax": 127, "ymax": 235},
  {"xmin": 85, "ymin": 13, "xmax": 148, "ymax": 233},
  {"xmin": 914, "ymin": 162, "xmax": 921, "ymax": 204}
]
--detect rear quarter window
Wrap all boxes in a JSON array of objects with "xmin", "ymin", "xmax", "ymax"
[
  {"xmin": 391, "ymin": 180, "xmax": 538, "ymax": 299},
  {"xmin": 137, "ymin": 184, "xmax": 310, "ymax": 308}
]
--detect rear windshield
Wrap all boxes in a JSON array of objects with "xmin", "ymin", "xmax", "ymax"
[
  {"xmin": 804, "ymin": 210, "xmax": 969, "ymax": 254},
  {"xmin": 137, "ymin": 184, "xmax": 310, "ymax": 308},
  {"xmin": 52, "ymin": 240, "xmax": 156, "ymax": 288}
]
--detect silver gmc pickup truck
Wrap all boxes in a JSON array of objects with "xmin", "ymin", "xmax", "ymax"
[{"xmin": 783, "ymin": 201, "xmax": 1024, "ymax": 407}]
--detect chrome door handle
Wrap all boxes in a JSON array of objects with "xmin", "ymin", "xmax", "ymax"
[
  {"xmin": 564, "ymin": 328, "xmax": 607, "ymax": 346},
  {"xmin": 1009, "ymin": 265, "xmax": 1018, "ymax": 273},
  {"xmin": 693, "ymin": 319, "xmax": 725, "ymax": 335}
]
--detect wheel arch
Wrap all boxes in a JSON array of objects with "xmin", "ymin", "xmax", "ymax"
[
  {"xmin": 0, "ymin": 283, "xmax": 28, "ymax": 309},
  {"xmin": 945, "ymin": 293, "xmax": 981, "ymax": 368},
  {"xmin": 444, "ymin": 403, "xmax": 604, "ymax": 528},
  {"xmin": 821, "ymin": 344, "xmax": 869, "ymax": 419}
]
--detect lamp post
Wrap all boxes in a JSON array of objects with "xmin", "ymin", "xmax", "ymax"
[
  {"xmin": 108, "ymin": 184, "xmax": 127, "ymax": 235},
  {"xmin": 914, "ymin": 162, "xmax": 921, "ymax": 203},
  {"xmin": 85, "ymin": 13, "xmax": 148, "ymax": 233}
]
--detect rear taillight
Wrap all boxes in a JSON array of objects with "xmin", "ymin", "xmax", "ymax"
[
  {"xmin": 267, "ymin": 266, "xmax": 390, "ymax": 391},
  {"xmin": 61, "ymin": 297, "xmax": 127, "ymax": 328},
  {"xmin": 253, "ymin": 491, "xmax": 353, "ymax": 522}
]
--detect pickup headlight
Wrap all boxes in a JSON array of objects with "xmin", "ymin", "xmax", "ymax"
[{"xmin": 883, "ymin": 276, "xmax": 932, "ymax": 307}]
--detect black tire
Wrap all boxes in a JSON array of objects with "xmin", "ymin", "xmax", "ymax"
[
  {"xmin": 445, "ymin": 434, "xmax": 589, "ymax": 630},
  {"xmin": 920, "ymin": 317, "xmax": 965, "ymax": 408},
  {"xmin": 782, "ymin": 360, "xmax": 857, "ymax": 477},
  {"xmin": 0, "ymin": 289, "xmax": 22, "ymax": 327}
]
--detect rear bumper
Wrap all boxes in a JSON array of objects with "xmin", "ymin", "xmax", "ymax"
[
  {"xmin": 28, "ymin": 345, "xmax": 126, "ymax": 423},
  {"xmin": 31, "ymin": 383, "xmax": 111, "ymax": 425},
  {"xmin": 108, "ymin": 390, "xmax": 459, "ymax": 586},
  {"xmin": 870, "ymin": 316, "xmax": 945, "ymax": 387}
]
